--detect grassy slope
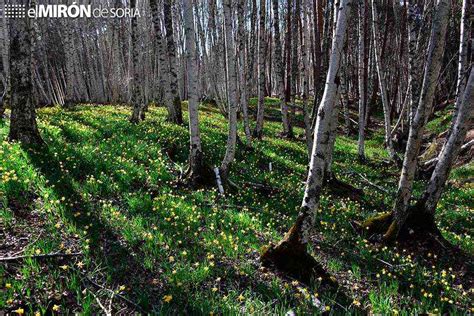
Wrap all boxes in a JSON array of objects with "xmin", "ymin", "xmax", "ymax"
[{"xmin": 0, "ymin": 102, "xmax": 472, "ymax": 315}]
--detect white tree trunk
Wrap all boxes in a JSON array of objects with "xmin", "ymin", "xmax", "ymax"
[
  {"xmin": 420, "ymin": 67, "xmax": 473, "ymax": 216},
  {"xmin": 357, "ymin": 0, "xmax": 367, "ymax": 159},
  {"xmin": 389, "ymin": 0, "xmax": 451, "ymax": 239},
  {"xmin": 254, "ymin": 0, "xmax": 266, "ymax": 139},
  {"xmin": 220, "ymin": 0, "xmax": 239, "ymax": 182},
  {"xmin": 301, "ymin": 1, "xmax": 313, "ymax": 158},
  {"xmin": 272, "ymin": 0, "xmax": 292, "ymax": 138},
  {"xmin": 183, "ymin": 0, "xmax": 205, "ymax": 183},
  {"xmin": 237, "ymin": 0, "xmax": 252, "ymax": 146},
  {"xmin": 454, "ymin": 0, "xmax": 470, "ymax": 103},
  {"xmin": 271, "ymin": 0, "xmax": 353, "ymax": 247}
]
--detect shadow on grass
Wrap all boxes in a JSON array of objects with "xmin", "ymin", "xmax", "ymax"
[{"xmin": 22, "ymin": 142, "xmax": 161, "ymax": 312}]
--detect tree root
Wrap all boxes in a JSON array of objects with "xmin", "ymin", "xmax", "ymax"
[
  {"xmin": 261, "ymin": 221, "xmax": 332, "ymax": 284},
  {"xmin": 360, "ymin": 206, "xmax": 440, "ymax": 242},
  {"xmin": 182, "ymin": 161, "xmax": 215, "ymax": 189},
  {"xmin": 326, "ymin": 176, "xmax": 364, "ymax": 202},
  {"xmin": 261, "ymin": 241, "xmax": 330, "ymax": 284}
]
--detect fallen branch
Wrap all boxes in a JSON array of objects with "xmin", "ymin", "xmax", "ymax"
[
  {"xmin": 0, "ymin": 252, "xmax": 83, "ymax": 262},
  {"xmin": 9, "ymin": 232, "xmax": 43, "ymax": 257},
  {"xmin": 89, "ymin": 289, "xmax": 112, "ymax": 316},
  {"xmin": 214, "ymin": 167, "xmax": 225, "ymax": 194},
  {"xmin": 80, "ymin": 272, "xmax": 143, "ymax": 312},
  {"xmin": 423, "ymin": 139, "xmax": 474, "ymax": 168},
  {"xmin": 345, "ymin": 171, "xmax": 390, "ymax": 194}
]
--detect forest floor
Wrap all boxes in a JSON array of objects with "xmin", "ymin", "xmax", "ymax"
[{"xmin": 0, "ymin": 101, "xmax": 473, "ymax": 315}]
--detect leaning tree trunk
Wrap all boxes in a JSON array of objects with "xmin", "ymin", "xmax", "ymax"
[
  {"xmin": 253, "ymin": 0, "xmax": 266, "ymax": 139},
  {"xmin": 129, "ymin": 0, "xmax": 144, "ymax": 123},
  {"xmin": 371, "ymin": 0, "xmax": 398, "ymax": 163},
  {"xmin": 261, "ymin": 0, "xmax": 353, "ymax": 281},
  {"xmin": 272, "ymin": 0, "xmax": 292, "ymax": 139},
  {"xmin": 219, "ymin": 0, "xmax": 239, "ymax": 183},
  {"xmin": 9, "ymin": 0, "xmax": 43, "ymax": 145},
  {"xmin": 373, "ymin": 0, "xmax": 451, "ymax": 241},
  {"xmin": 417, "ymin": 61, "xmax": 473, "ymax": 219},
  {"xmin": 301, "ymin": 2, "xmax": 313, "ymax": 158},
  {"xmin": 163, "ymin": 0, "xmax": 183, "ymax": 125}
]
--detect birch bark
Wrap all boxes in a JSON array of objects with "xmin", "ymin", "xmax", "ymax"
[
  {"xmin": 261, "ymin": 0, "xmax": 353, "ymax": 276},
  {"xmin": 419, "ymin": 67, "xmax": 473, "ymax": 217},
  {"xmin": 272, "ymin": 0, "xmax": 292, "ymax": 138},
  {"xmin": 164, "ymin": 0, "xmax": 183, "ymax": 124},
  {"xmin": 387, "ymin": 0, "xmax": 451, "ymax": 240},
  {"xmin": 130, "ymin": 0, "xmax": 144, "ymax": 123},
  {"xmin": 183, "ymin": 0, "xmax": 209, "ymax": 186},
  {"xmin": 253, "ymin": 0, "xmax": 266, "ymax": 139},
  {"xmin": 8, "ymin": 0, "xmax": 43, "ymax": 145},
  {"xmin": 357, "ymin": 0, "xmax": 367, "ymax": 160},
  {"xmin": 219, "ymin": 0, "xmax": 239, "ymax": 183}
]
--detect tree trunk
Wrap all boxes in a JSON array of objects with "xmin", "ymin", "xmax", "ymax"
[
  {"xmin": 8, "ymin": 0, "xmax": 43, "ymax": 145},
  {"xmin": 151, "ymin": 0, "xmax": 175, "ymax": 122},
  {"xmin": 407, "ymin": 3, "xmax": 422, "ymax": 125},
  {"xmin": 219, "ymin": 0, "xmax": 239, "ymax": 183},
  {"xmin": 164, "ymin": 0, "xmax": 183, "ymax": 125},
  {"xmin": 385, "ymin": 0, "xmax": 451, "ymax": 240},
  {"xmin": 371, "ymin": 0, "xmax": 398, "ymax": 163},
  {"xmin": 454, "ymin": 0, "xmax": 471, "ymax": 114},
  {"xmin": 357, "ymin": 0, "xmax": 368, "ymax": 160},
  {"xmin": 273, "ymin": 0, "xmax": 292, "ymax": 139},
  {"xmin": 253, "ymin": 0, "xmax": 266, "ymax": 139},
  {"xmin": 301, "ymin": 1, "xmax": 312, "ymax": 158},
  {"xmin": 0, "ymin": 0, "xmax": 9, "ymax": 117},
  {"xmin": 419, "ymin": 67, "xmax": 473, "ymax": 216},
  {"xmin": 129, "ymin": 0, "xmax": 144, "ymax": 123},
  {"xmin": 261, "ymin": 0, "xmax": 353, "ymax": 281},
  {"xmin": 237, "ymin": 0, "xmax": 252, "ymax": 146},
  {"xmin": 183, "ymin": 0, "xmax": 211, "ymax": 186}
]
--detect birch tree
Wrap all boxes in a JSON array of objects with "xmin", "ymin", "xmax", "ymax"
[
  {"xmin": 129, "ymin": 0, "xmax": 144, "ymax": 123},
  {"xmin": 371, "ymin": 0, "xmax": 399, "ymax": 163},
  {"xmin": 164, "ymin": 0, "xmax": 183, "ymax": 125},
  {"xmin": 454, "ymin": 0, "xmax": 471, "ymax": 107},
  {"xmin": 237, "ymin": 0, "xmax": 252, "ymax": 146},
  {"xmin": 253, "ymin": 0, "xmax": 266, "ymax": 139},
  {"xmin": 0, "ymin": 0, "xmax": 9, "ymax": 117},
  {"xmin": 272, "ymin": 0, "xmax": 292, "ymax": 139},
  {"xmin": 261, "ymin": 0, "xmax": 353, "ymax": 279},
  {"xmin": 219, "ymin": 0, "xmax": 239, "ymax": 183},
  {"xmin": 8, "ymin": 0, "xmax": 43, "ymax": 145},
  {"xmin": 182, "ymin": 0, "xmax": 212, "ymax": 186},
  {"xmin": 357, "ymin": 0, "xmax": 368, "ymax": 160},
  {"xmin": 364, "ymin": 0, "xmax": 451, "ymax": 240},
  {"xmin": 417, "ymin": 67, "xmax": 473, "ymax": 225}
]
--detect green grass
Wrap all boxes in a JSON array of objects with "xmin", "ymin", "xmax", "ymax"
[{"xmin": 0, "ymin": 103, "xmax": 472, "ymax": 315}]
